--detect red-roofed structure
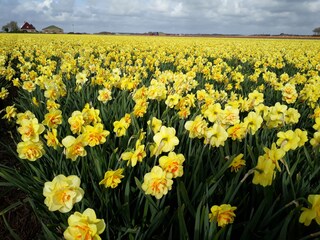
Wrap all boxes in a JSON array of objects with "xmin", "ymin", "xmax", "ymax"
[{"xmin": 21, "ymin": 22, "xmax": 36, "ymax": 32}]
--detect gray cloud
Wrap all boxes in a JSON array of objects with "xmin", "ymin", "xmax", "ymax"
[{"xmin": 1, "ymin": 0, "xmax": 319, "ymax": 34}]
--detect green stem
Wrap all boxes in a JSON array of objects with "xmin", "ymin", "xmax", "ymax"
[{"xmin": 228, "ymin": 168, "xmax": 255, "ymax": 202}]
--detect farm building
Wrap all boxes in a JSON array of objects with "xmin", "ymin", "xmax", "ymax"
[
  {"xmin": 21, "ymin": 22, "xmax": 36, "ymax": 32},
  {"xmin": 42, "ymin": 25, "xmax": 64, "ymax": 34}
]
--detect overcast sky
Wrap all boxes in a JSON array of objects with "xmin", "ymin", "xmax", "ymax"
[{"xmin": 1, "ymin": 0, "xmax": 320, "ymax": 35}]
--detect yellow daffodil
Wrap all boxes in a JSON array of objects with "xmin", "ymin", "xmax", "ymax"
[
  {"xmin": 247, "ymin": 90, "xmax": 264, "ymax": 109},
  {"xmin": 310, "ymin": 131, "xmax": 320, "ymax": 148},
  {"xmin": 43, "ymin": 174, "xmax": 84, "ymax": 213},
  {"xmin": 44, "ymin": 129, "xmax": 62, "ymax": 149},
  {"xmin": 252, "ymin": 155, "xmax": 276, "ymax": 187},
  {"xmin": 312, "ymin": 107, "xmax": 320, "ymax": 119},
  {"xmin": 227, "ymin": 123, "xmax": 246, "ymax": 141},
  {"xmin": 75, "ymin": 71, "xmax": 88, "ymax": 85},
  {"xmin": 32, "ymin": 97, "xmax": 39, "ymax": 106},
  {"xmin": 147, "ymin": 117, "xmax": 162, "ymax": 134},
  {"xmin": 313, "ymin": 117, "xmax": 320, "ymax": 131},
  {"xmin": 17, "ymin": 117, "xmax": 45, "ymax": 142},
  {"xmin": 153, "ymin": 126, "xmax": 179, "ymax": 155},
  {"xmin": 284, "ymin": 108, "xmax": 300, "ymax": 125},
  {"xmin": 62, "ymin": 135, "xmax": 87, "ymax": 161},
  {"xmin": 159, "ymin": 152, "xmax": 185, "ymax": 178},
  {"xmin": 64, "ymin": 208, "xmax": 105, "ymax": 240},
  {"xmin": 177, "ymin": 107, "xmax": 191, "ymax": 119},
  {"xmin": 295, "ymin": 129, "xmax": 308, "ymax": 147},
  {"xmin": 22, "ymin": 81, "xmax": 36, "ymax": 92},
  {"xmin": 263, "ymin": 143, "xmax": 285, "ymax": 171},
  {"xmin": 16, "ymin": 110, "xmax": 35, "ymax": 125},
  {"xmin": 99, "ymin": 168, "xmax": 124, "ymax": 188},
  {"xmin": 184, "ymin": 115, "xmax": 208, "ymax": 139},
  {"xmin": 282, "ymin": 83, "xmax": 298, "ymax": 104},
  {"xmin": 113, "ymin": 118, "xmax": 129, "ymax": 137},
  {"xmin": 209, "ymin": 204, "xmax": 237, "ymax": 227},
  {"xmin": 82, "ymin": 103, "xmax": 101, "ymax": 125},
  {"xmin": 203, "ymin": 103, "xmax": 222, "ymax": 123},
  {"xmin": 68, "ymin": 110, "xmax": 85, "ymax": 135},
  {"xmin": 46, "ymin": 99, "xmax": 60, "ymax": 110},
  {"xmin": 265, "ymin": 102, "xmax": 287, "ymax": 128},
  {"xmin": 97, "ymin": 87, "xmax": 112, "ymax": 103},
  {"xmin": 221, "ymin": 106, "xmax": 240, "ymax": 127},
  {"xmin": 276, "ymin": 130, "xmax": 300, "ymax": 152},
  {"xmin": 229, "ymin": 153, "xmax": 246, "ymax": 172},
  {"xmin": 141, "ymin": 166, "xmax": 173, "ymax": 199},
  {"xmin": 17, "ymin": 140, "xmax": 45, "ymax": 161},
  {"xmin": 148, "ymin": 79, "xmax": 167, "ymax": 101},
  {"xmin": 2, "ymin": 105, "xmax": 17, "ymax": 121},
  {"xmin": 0, "ymin": 87, "xmax": 9, "ymax": 99},
  {"xmin": 243, "ymin": 111, "xmax": 263, "ymax": 135},
  {"xmin": 165, "ymin": 93, "xmax": 181, "ymax": 108},
  {"xmin": 83, "ymin": 123, "xmax": 110, "ymax": 147},
  {"xmin": 42, "ymin": 109, "xmax": 63, "ymax": 129},
  {"xmin": 133, "ymin": 98, "xmax": 149, "ymax": 117},
  {"xmin": 204, "ymin": 123, "xmax": 228, "ymax": 147},
  {"xmin": 121, "ymin": 144, "xmax": 146, "ymax": 167},
  {"xmin": 299, "ymin": 194, "xmax": 320, "ymax": 226}
]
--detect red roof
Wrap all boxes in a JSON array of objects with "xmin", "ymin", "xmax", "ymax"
[{"xmin": 21, "ymin": 22, "xmax": 36, "ymax": 30}]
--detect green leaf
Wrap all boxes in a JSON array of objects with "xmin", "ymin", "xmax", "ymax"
[
  {"xmin": 177, "ymin": 204, "xmax": 189, "ymax": 240},
  {"xmin": 0, "ymin": 201, "xmax": 23, "ymax": 216},
  {"xmin": 145, "ymin": 206, "xmax": 170, "ymax": 239},
  {"xmin": 177, "ymin": 180, "xmax": 195, "ymax": 217},
  {"xmin": 194, "ymin": 200, "xmax": 204, "ymax": 240},
  {"xmin": 278, "ymin": 211, "xmax": 293, "ymax": 240},
  {"xmin": 40, "ymin": 222, "xmax": 59, "ymax": 240}
]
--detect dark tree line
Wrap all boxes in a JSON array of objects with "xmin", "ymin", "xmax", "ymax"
[
  {"xmin": 2, "ymin": 21, "xmax": 19, "ymax": 32},
  {"xmin": 313, "ymin": 27, "xmax": 320, "ymax": 35}
]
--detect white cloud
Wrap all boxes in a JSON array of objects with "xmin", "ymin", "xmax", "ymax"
[
  {"xmin": 149, "ymin": 0, "xmax": 170, "ymax": 13},
  {"xmin": 307, "ymin": 0, "xmax": 320, "ymax": 12},
  {"xmin": 170, "ymin": 2, "xmax": 185, "ymax": 17},
  {"xmin": 39, "ymin": 0, "xmax": 53, "ymax": 9},
  {"xmin": 14, "ymin": 0, "xmax": 53, "ymax": 13},
  {"xmin": 3, "ymin": 0, "xmax": 320, "ymax": 34}
]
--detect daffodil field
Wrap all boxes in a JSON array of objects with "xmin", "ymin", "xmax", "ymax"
[{"xmin": 1, "ymin": 34, "xmax": 320, "ymax": 239}]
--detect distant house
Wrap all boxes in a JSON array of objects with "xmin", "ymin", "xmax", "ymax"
[
  {"xmin": 21, "ymin": 22, "xmax": 36, "ymax": 32},
  {"xmin": 42, "ymin": 25, "xmax": 64, "ymax": 34}
]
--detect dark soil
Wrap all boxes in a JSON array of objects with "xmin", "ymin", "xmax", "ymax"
[
  {"xmin": 0, "ymin": 188, "xmax": 40, "ymax": 240},
  {"xmin": 0, "ymin": 86, "xmax": 41, "ymax": 239}
]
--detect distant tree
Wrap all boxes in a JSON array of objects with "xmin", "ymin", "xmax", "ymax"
[
  {"xmin": 313, "ymin": 27, "xmax": 320, "ymax": 35},
  {"xmin": 1, "ymin": 21, "xmax": 19, "ymax": 32},
  {"xmin": 2, "ymin": 26, "xmax": 8, "ymax": 32}
]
